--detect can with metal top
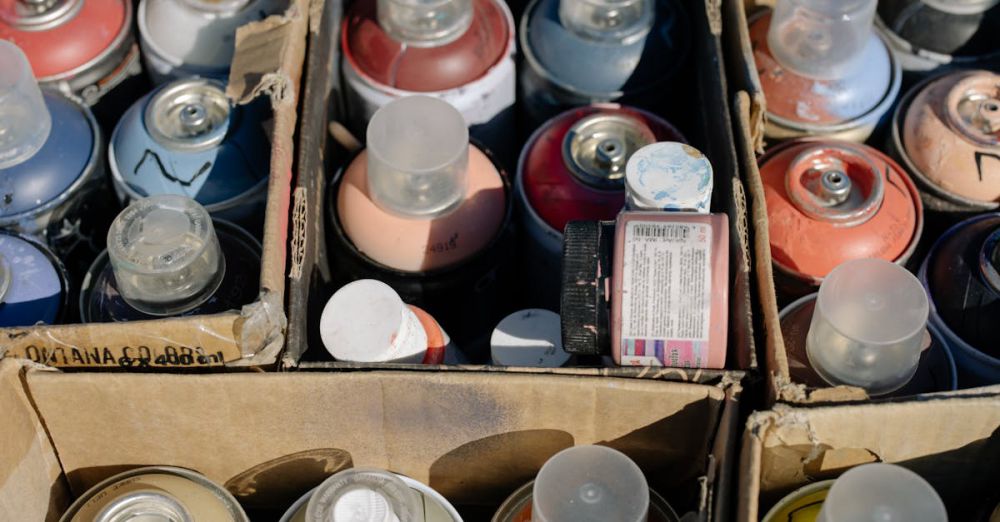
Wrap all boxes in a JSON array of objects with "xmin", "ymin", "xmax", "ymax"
[
  {"xmin": 517, "ymin": 104, "xmax": 684, "ymax": 309},
  {"xmin": 892, "ymin": 69, "xmax": 1000, "ymax": 214},
  {"xmin": 138, "ymin": 0, "xmax": 286, "ymax": 84},
  {"xmin": 761, "ymin": 480, "xmax": 832, "ymax": 522},
  {"xmin": 60, "ymin": 466, "xmax": 248, "ymax": 522},
  {"xmin": 749, "ymin": 9, "xmax": 901, "ymax": 143},
  {"xmin": 109, "ymin": 77, "xmax": 272, "ymax": 230},
  {"xmin": 876, "ymin": 0, "xmax": 1000, "ymax": 75},
  {"xmin": 0, "ymin": 230, "xmax": 68, "ymax": 327},
  {"xmin": 760, "ymin": 140, "xmax": 923, "ymax": 297},
  {"xmin": 519, "ymin": 0, "xmax": 689, "ymax": 131},
  {"xmin": 0, "ymin": 0, "xmax": 140, "ymax": 107},
  {"xmin": 920, "ymin": 213, "xmax": 1000, "ymax": 386}
]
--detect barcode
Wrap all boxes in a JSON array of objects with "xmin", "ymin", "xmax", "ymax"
[{"xmin": 633, "ymin": 224, "xmax": 689, "ymax": 240}]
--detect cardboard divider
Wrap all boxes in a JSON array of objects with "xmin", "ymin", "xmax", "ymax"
[
  {"xmin": 0, "ymin": 360, "xmax": 740, "ymax": 521},
  {"xmin": 0, "ymin": 0, "xmax": 310, "ymax": 370},
  {"xmin": 284, "ymin": 0, "xmax": 757, "ymax": 382},
  {"xmin": 737, "ymin": 386, "xmax": 1000, "ymax": 521}
]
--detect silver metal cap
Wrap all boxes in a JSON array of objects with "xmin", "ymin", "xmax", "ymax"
[
  {"xmin": 144, "ymin": 78, "xmax": 232, "ymax": 152},
  {"xmin": 563, "ymin": 113, "xmax": 656, "ymax": 190}
]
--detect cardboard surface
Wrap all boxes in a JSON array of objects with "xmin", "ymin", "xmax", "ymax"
[
  {"xmin": 738, "ymin": 387, "xmax": 1000, "ymax": 521},
  {"xmin": 0, "ymin": 0, "xmax": 308, "ymax": 369}
]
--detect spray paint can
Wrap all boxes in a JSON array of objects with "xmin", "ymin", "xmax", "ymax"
[
  {"xmin": 138, "ymin": 0, "xmax": 286, "ymax": 84},
  {"xmin": 59, "ymin": 466, "xmax": 249, "ymax": 522},
  {"xmin": 891, "ymin": 70, "xmax": 1000, "ymax": 214},
  {"xmin": 875, "ymin": 0, "xmax": 1000, "ymax": 75},
  {"xmin": 0, "ymin": 0, "xmax": 141, "ymax": 107},
  {"xmin": 516, "ymin": 104, "xmax": 684, "ymax": 310},
  {"xmin": 518, "ymin": 0, "xmax": 689, "ymax": 131},
  {"xmin": 760, "ymin": 140, "xmax": 923, "ymax": 298},
  {"xmin": 920, "ymin": 213, "xmax": 1000, "ymax": 386},
  {"xmin": 341, "ymin": 0, "xmax": 516, "ymax": 161},
  {"xmin": 0, "ymin": 231, "xmax": 68, "ymax": 327},
  {"xmin": 109, "ymin": 77, "xmax": 272, "ymax": 230},
  {"xmin": 748, "ymin": 4, "xmax": 901, "ymax": 143}
]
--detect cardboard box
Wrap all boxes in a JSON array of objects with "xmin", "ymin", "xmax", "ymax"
[
  {"xmin": 0, "ymin": 359, "xmax": 740, "ymax": 521},
  {"xmin": 737, "ymin": 386, "xmax": 1000, "ymax": 521},
  {"xmin": 284, "ymin": 0, "xmax": 759, "ymax": 382},
  {"xmin": 0, "ymin": 0, "xmax": 309, "ymax": 369}
]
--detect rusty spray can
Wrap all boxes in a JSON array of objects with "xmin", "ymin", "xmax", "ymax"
[
  {"xmin": 516, "ymin": 104, "xmax": 684, "ymax": 309},
  {"xmin": 518, "ymin": 0, "xmax": 690, "ymax": 131},
  {"xmin": 0, "ymin": 230, "xmax": 69, "ymax": 327},
  {"xmin": 341, "ymin": 0, "xmax": 516, "ymax": 161},
  {"xmin": 138, "ymin": 0, "xmax": 286, "ymax": 84},
  {"xmin": 760, "ymin": 139, "xmax": 923, "ymax": 298},
  {"xmin": 749, "ymin": 0, "xmax": 901, "ymax": 143}
]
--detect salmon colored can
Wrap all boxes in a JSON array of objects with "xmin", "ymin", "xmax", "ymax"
[{"xmin": 761, "ymin": 139, "xmax": 923, "ymax": 297}]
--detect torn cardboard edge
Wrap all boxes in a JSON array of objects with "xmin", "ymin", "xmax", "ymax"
[{"xmin": 0, "ymin": 0, "xmax": 309, "ymax": 369}]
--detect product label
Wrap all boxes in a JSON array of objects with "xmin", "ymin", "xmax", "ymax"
[{"xmin": 620, "ymin": 221, "xmax": 711, "ymax": 367}]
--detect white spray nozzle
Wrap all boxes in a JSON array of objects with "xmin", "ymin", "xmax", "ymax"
[
  {"xmin": 0, "ymin": 40, "xmax": 51, "ymax": 169},
  {"xmin": 559, "ymin": 0, "xmax": 653, "ymax": 41},
  {"xmin": 377, "ymin": 0, "xmax": 472, "ymax": 46},
  {"xmin": 767, "ymin": 0, "xmax": 876, "ymax": 80},
  {"xmin": 532, "ymin": 446, "xmax": 649, "ymax": 522},
  {"xmin": 817, "ymin": 464, "xmax": 947, "ymax": 522}
]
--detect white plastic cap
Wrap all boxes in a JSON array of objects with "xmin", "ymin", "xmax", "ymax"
[
  {"xmin": 0, "ymin": 40, "xmax": 51, "ymax": 169},
  {"xmin": 559, "ymin": 0, "xmax": 654, "ymax": 41},
  {"xmin": 817, "ymin": 464, "xmax": 947, "ymax": 522},
  {"xmin": 922, "ymin": 0, "xmax": 999, "ymax": 15},
  {"xmin": 767, "ymin": 0, "xmax": 876, "ymax": 80},
  {"xmin": 306, "ymin": 469, "xmax": 422, "ymax": 522},
  {"xmin": 490, "ymin": 309, "xmax": 570, "ymax": 367},
  {"xmin": 625, "ymin": 142, "xmax": 713, "ymax": 212},
  {"xmin": 320, "ymin": 280, "xmax": 428, "ymax": 363},
  {"xmin": 532, "ymin": 446, "xmax": 649, "ymax": 522},
  {"xmin": 107, "ymin": 195, "xmax": 225, "ymax": 316},
  {"xmin": 377, "ymin": 0, "xmax": 472, "ymax": 46},
  {"xmin": 366, "ymin": 96, "xmax": 469, "ymax": 219},
  {"xmin": 806, "ymin": 259, "xmax": 929, "ymax": 395}
]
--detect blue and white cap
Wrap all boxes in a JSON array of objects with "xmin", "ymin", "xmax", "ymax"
[{"xmin": 624, "ymin": 142, "xmax": 713, "ymax": 213}]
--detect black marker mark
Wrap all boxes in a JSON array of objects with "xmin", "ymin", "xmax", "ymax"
[
  {"xmin": 134, "ymin": 149, "xmax": 213, "ymax": 187},
  {"xmin": 975, "ymin": 151, "xmax": 1000, "ymax": 182}
]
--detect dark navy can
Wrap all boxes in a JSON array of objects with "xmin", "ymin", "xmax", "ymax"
[{"xmin": 0, "ymin": 230, "xmax": 68, "ymax": 327}]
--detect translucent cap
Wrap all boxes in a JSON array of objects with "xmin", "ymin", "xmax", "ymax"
[
  {"xmin": 532, "ymin": 446, "xmax": 649, "ymax": 522},
  {"xmin": 367, "ymin": 96, "xmax": 469, "ymax": 219},
  {"xmin": 107, "ymin": 195, "xmax": 225, "ymax": 316},
  {"xmin": 625, "ymin": 142, "xmax": 713, "ymax": 212},
  {"xmin": 306, "ymin": 469, "xmax": 422, "ymax": 522},
  {"xmin": 0, "ymin": 40, "xmax": 51, "ymax": 169},
  {"xmin": 559, "ymin": 0, "xmax": 654, "ymax": 42},
  {"xmin": 377, "ymin": 0, "xmax": 472, "ymax": 46},
  {"xmin": 817, "ymin": 464, "xmax": 947, "ymax": 522},
  {"xmin": 319, "ymin": 280, "xmax": 428, "ymax": 363},
  {"xmin": 806, "ymin": 259, "xmax": 929, "ymax": 395},
  {"xmin": 767, "ymin": 0, "xmax": 877, "ymax": 80}
]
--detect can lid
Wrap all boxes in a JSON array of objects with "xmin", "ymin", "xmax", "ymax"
[
  {"xmin": 0, "ymin": 41, "xmax": 51, "ymax": 170},
  {"xmin": 766, "ymin": 0, "xmax": 876, "ymax": 80},
  {"xmin": 624, "ymin": 142, "xmax": 713, "ymax": 212},
  {"xmin": 107, "ymin": 195, "xmax": 225, "ymax": 316},
  {"xmin": 94, "ymin": 490, "xmax": 194, "ymax": 522},
  {"xmin": 560, "ymin": 220, "xmax": 615, "ymax": 356},
  {"xmin": 305, "ymin": 469, "xmax": 420, "ymax": 522},
  {"xmin": 377, "ymin": 0, "xmax": 472, "ymax": 46},
  {"xmin": 563, "ymin": 114, "xmax": 657, "ymax": 191},
  {"xmin": 558, "ymin": 0, "xmax": 654, "ymax": 42},
  {"xmin": 944, "ymin": 73, "xmax": 1000, "ymax": 148},
  {"xmin": 817, "ymin": 463, "xmax": 946, "ymax": 522},
  {"xmin": 783, "ymin": 144, "xmax": 884, "ymax": 226},
  {"xmin": 179, "ymin": 0, "xmax": 252, "ymax": 14},
  {"xmin": 921, "ymin": 0, "xmax": 999, "ymax": 14},
  {"xmin": 144, "ymin": 78, "xmax": 232, "ymax": 152},
  {"xmin": 491, "ymin": 309, "xmax": 570, "ymax": 367},
  {"xmin": 0, "ymin": 0, "xmax": 81, "ymax": 29},
  {"xmin": 531, "ymin": 446, "xmax": 649, "ymax": 522},
  {"xmin": 319, "ymin": 279, "xmax": 428, "ymax": 363}
]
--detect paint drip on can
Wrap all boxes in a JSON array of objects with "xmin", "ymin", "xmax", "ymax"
[
  {"xmin": 760, "ymin": 140, "xmax": 922, "ymax": 297},
  {"xmin": 516, "ymin": 104, "xmax": 685, "ymax": 310},
  {"xmin": 341, "ymin": 0, "xmax": 517, "ymax": 161},
  {"xmin": 876, "ymin": 0, "xmax": 1000, "ymax": 74},
  {"xmin": 0, "ymin": 231, "xmax": 68, "ymax": 327}
]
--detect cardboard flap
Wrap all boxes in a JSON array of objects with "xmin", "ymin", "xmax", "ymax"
[{"xmin": 227, "ymin": 0, "xmax": 307, "ymax": 105}]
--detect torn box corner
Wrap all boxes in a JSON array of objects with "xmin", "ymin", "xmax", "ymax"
[{"xmin": 237, "ymin": 291, "xmax": 288, "ymax": 359}]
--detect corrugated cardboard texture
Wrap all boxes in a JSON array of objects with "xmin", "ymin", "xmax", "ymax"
[
  {"xmin": 0, "ymin": 0, "xmax": 308, "ymax": 369},
  {"xmin": 26, "ymin": 371, "xmax": 726, "ymax": 514},
  {"xmin": 0, "ymin": 361, "xmax": 67, "ymax": 521},
  {"xmin": 738, "ymin": 387, "xmax": 1000, "ymax": 521}
]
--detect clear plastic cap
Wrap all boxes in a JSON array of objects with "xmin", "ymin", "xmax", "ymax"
[
  {"xmin": 625, "ymin": 142, "xmax": 713, "ymax": 213},
  {"xmin": 767, "ymin": 0, "xmax": 877, "ymax": 80},
  {"xmin": 559, "ymin": 0, "xmax": 654, "ymax": 42},
  {"xmin": 377, "ymin": 0, "xmax": 472, "ymax": 46},
  {"xmin": 817, "ymin": 464, "xmax": 947, "ymax": 522},
  {"xmin": 367, "ymin": 96, "xmax": 469, "ymax": 219},
  {"xmin": 532, "ymin": 446, "xmax": 649, "ymax": 522},
  {"xmin": 107, "ymin": 195, "xmax": 225, "ymax": 316},
  {"xmin": 0, "ymin": 40, "xmax": 51, "ymax": 170},
  {"xmin": 805, "ymin": 258, "xmax": 929, "ymax": 395},
  {"xmin": 319, "ymin": 279, "xmax": 428, "ymax": 363},
  {"xmin": 306, "ymin": 469, "xmax": 423, "ymax": 522}
]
